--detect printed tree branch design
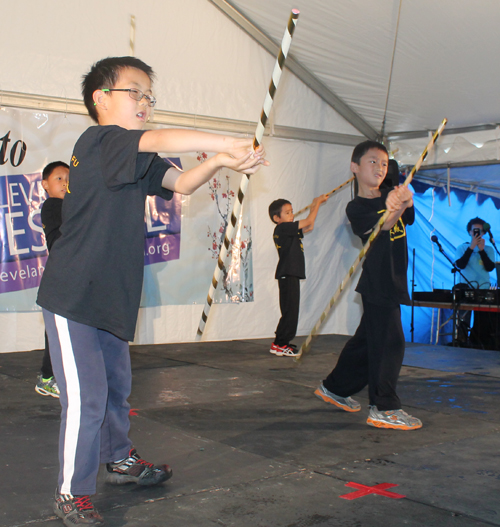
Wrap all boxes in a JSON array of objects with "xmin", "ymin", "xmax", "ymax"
[{"xmin": 198, "ymin": 152, "xmax": 254, "ymax": 303}]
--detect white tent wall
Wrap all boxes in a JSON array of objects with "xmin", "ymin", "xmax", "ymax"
[
  {"xmin": 0, "ymin": 0, "xmax": 364, "ymax": 353},
  {"xmin": 0, "ymin": 136, "xmax": 362, "ymax": 353},
  {"xmin": 0, "ymin": 0, "xmax": 361, "ymax": 136},
  {"xmin": 134, "ymin": 137, "xmax": 362, "ymax": 346}
]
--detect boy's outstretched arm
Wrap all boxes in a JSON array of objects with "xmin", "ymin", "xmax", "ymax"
[
  {"xmin": 162, "ymin": 151, "xmax": 266, "ymax": 195},
  {"xmin": 139, "ymin": 129, "xmax": 261, "ymax": 159},
  {"xmin": 298, "ymin": 194, "xmax": 329, "ymax": 233}
]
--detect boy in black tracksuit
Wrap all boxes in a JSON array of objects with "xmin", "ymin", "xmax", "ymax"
[
  {"xmin": 269, "ymin": 194, "xmax": 328, "ymax": 357},
  {"xmin": 35, "ymin": 161, "xmax": 69, "ymax": 398},
  {"xmin": 315, "ymin": 140, "xmax": 422, "ymax": 431}
]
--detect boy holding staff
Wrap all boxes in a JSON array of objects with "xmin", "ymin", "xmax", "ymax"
[
  {"xmin": 315, "ymin": 140, "xmax": 421, "ymax": 431},
  {"xmin": 269, "ymin": 194, "xmax": 328, "ymax": 356},
  {"xmin": 37, "ymin": 56, "xmax": 267, "ymax": 525}
]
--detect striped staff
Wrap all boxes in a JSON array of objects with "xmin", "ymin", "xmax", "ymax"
[
  {"xmin": 294, "ymin": 176, "xmax": 355, "ymax": 217},
  {"xmin": 294, "ymin": 118, "xmax": 448, "ymax": 362},
  {"xmin": 129, "ymin": 15, "xmax": 136, "ymax": 56},
  {"xmin": 196, "ymin": 8, "xmax": 300, "ymax": 340}
]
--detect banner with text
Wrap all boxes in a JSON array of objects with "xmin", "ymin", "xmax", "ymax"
[{"xmin": 0, "ymin": 108, "xmax": 253, "ymax": 311}]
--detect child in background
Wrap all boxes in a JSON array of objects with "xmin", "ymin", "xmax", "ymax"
[
  {"xmin": 35, "ymin": 161, "xmax": 69, "ymax": 398},
  {"xmin": 269, "ymin": 194, "xmax": 329, "ymax": 357},
  {"xmin": 315, "ymin": 140, "xmax": 422, "ymax": 430},
  {"xmin": 37, "ymin": 56, "xmax": 267, "ymax": 526}
]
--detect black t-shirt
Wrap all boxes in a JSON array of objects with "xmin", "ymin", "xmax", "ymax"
[
  {"xmin": 346, "ymin": 188, "xmax": 414, "ymax": 306},
  {"xmin": 41, "ymin": 197, "xmax": 63, "ymax": 251},
  {"xmin": 273, "ymin": 221, "xmax": 305, "ymax": 279},
  {"xmin": 37, "ymin": 125, "xmax": 173, "ymax": 341}
]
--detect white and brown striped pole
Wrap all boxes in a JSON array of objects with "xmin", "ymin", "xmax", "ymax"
[
  {"xmin": 294, "ymin": 118, "xmax": 448, "ymax": 362},
  {"xmin": 294, "ymin": 176, "xmax": 355, "ymax": 217},
  {"xmin": 196, "ymin": 9, "xmax": 300, "ymax": 340},
  {"xmin": 129, "ymin": 15, "xmax": 136, "ymax": 56}
]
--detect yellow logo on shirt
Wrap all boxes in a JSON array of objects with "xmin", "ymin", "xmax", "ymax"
[
  {"xmin": 390, "ymin": 218, "xmax": 406, "ymax": 241},
  {"xmin": 377, "ymin": 209, "xmax": 406, "ymax": 241},
  {"xmin": 273, "ymin": 234, "xmax": 281, "ymax": 250}
]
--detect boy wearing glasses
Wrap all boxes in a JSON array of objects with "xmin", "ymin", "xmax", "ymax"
[{"xmin": 37, "ymin": 56, "xmax": 267, "ymax": 526}]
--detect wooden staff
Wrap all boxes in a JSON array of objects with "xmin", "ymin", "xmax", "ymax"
[
  {"xmin": 130, "ymin": 15, "xmax": 136, "ymax": 56},
  {"xmin": 294, "ymin": 176, "xmax": 354, "ymax": 216},
  {"xmin": 294, "ymin": 118, "xmax": 448, "ymax": 362},
  {"xmin": 196, "ymin": 9, "xmax": 300, "ymax": 340}
]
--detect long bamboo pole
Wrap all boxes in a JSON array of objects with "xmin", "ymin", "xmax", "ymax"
[
  {"xmin": 294, "ymin": 118, "xmax": 448, "ymax": 362},
  {"xmin": 196, "ymin": 9, "xmax": 300, "ymax": 340}
]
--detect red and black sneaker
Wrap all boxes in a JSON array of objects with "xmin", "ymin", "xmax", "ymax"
[
  {"xmin": 53, "ymin": 490, "xmax": 103, "ymax": 526},
  {"xmin": 105, "ymin": 448, "xmax": 173, "ymax": 486},
  {"xmin": 270, "ymin": 343, "xmax": 299, "ymax": 357}
]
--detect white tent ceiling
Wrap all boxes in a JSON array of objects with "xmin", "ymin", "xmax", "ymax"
[
  {"xmin": 207, "ymin": 0, "xmax": 500, "ymax": 194},
  {"xmin": 215, "ymin": 0, "xmax": 500, "ymax": 139}
]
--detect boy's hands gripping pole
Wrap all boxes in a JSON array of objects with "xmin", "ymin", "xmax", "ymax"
[
  {"xmin": 196, "ymin": 8, "xmax": 300, "ymax": 340},
  {"xmin": 294, "ymin": 118, "xmax": 448, "ymax": 363}
]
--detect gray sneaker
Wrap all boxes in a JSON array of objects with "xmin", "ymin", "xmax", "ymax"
[
  {"xmin": 314, "ymin": 383, "xmax": 361, "ymax": 412},
  {"xmin": 53, "ymin": 490, "xmax": 103, "ymax": 525},
  {"xmin": 105, "ymin": 448, "xmax": 173, "ymax": 486},
  {"xmin": 367, "ymin": 406, "xmax": 422, "ymax": 430},
  {"xmin": 35, "ymin": 374, "xmax": 60, "ymax": 398}
]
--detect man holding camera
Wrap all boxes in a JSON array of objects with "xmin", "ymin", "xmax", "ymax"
[
  {"xmin": 454, "ymin": 217, "xmax": 496, "ymax": 348},
  {"xmin": 455, "ymin": 217, "xmax": 495, "ymax": 289}
]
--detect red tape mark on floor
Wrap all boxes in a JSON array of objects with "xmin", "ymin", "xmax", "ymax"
[{"xmin": 340, "ymin": 482, "xmax": 405, "ymax": 500}]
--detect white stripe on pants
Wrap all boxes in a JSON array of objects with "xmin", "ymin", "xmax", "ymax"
[{"xmin": 43, "ymin": 309, "xmax": 133, "ymax": 495}]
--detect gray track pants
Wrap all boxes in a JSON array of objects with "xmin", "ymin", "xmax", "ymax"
[{"xmin": 43, "ymin": 309, "xmax": 133, "ymax": 495}]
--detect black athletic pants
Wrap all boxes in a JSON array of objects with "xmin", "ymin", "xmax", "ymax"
[
  {"xmin": 323, "ymin": 297, "xmax": 405, "ymax": 411},
  {"xmin": 275, "ymin": 276, "xmax": 300, "ymax": 346},
  {"xmin": 40, "ymin": 331, "xmax": 54, "ymax": 378}
]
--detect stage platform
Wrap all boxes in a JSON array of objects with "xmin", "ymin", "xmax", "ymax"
[{"xmin": 1, "ymin": 335, "xmax": 499, "ymax": 527}]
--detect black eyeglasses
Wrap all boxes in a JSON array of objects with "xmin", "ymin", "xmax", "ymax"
[{"xmin": 102, "ymin": 88, "xmax": 157, "ymax": 107}]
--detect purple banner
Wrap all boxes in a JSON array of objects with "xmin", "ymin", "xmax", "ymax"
[
  {"xmin": 144, "ymin": 232, "xmax": 180, "ymax": 264},
  {"xmin": 0, "ymin": 172, "xmax": 46, "ymax": 264},
  {"xmin": 0, "ymin": 256, "xmax": 47, "ymax": 294},
  {"xmin": 0, "ymin": 172, "xmax": 47, "ymax": 294},
  {"xmin": 1, "ymin": 158, "xmax": 183, "ymax": 297},
  {"xmin": 143, "ymin": 157, "xmax": 182, "ymax": 265}
]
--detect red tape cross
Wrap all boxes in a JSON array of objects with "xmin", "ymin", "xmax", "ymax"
[{"xmin": 340, "ymin": 482, "xmax": 405, "ymax": 500}]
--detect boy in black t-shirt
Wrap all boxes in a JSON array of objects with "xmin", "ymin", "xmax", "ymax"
[
  {"xmin": 269, "ymin": 194, "xmax": 328, "ymax": 357},
  {"xmin": 35, "ymin": 161, "xmax": 69, "ymax": 399},
  {"xmin": 37, "ymin": 56, "xmax": 267, "ymax": 525},
  {"xmin": 314, "ymin": 140, "xmax": 422, "ymax": 431}
]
